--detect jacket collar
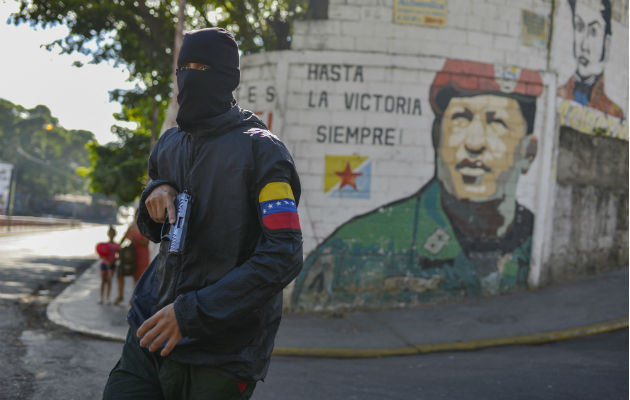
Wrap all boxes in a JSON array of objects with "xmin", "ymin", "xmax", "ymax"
[{"xmin": 181, "ymin": 105, "xmax": 267, "ymax": 137}]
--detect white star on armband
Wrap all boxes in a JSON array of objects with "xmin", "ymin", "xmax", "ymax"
[{"xmin": 276, "ymin": 201, "xmax": 282, "ymax": 206}]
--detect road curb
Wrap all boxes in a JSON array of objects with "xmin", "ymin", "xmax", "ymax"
[
  {"xmin": 47, "ymin": 261, "xmax": 127, "ymax": 342},
  {"xmin": 0, "ymin": 225, "xmax": 79, "ymax": 237},
  {"xmin": 47, "ymin": 302, "xmax": 126, "ymax": 342},
  {"xmin": 46, "ymin": 262, "xmax": 628, "ymax": 357},
  {"xmin": 272, "ymin": 316, "xmax": 629, "ymax": 358},
  {"xmin": 49, "ymin": 288, "xmax": 628, "ymax": 357}
]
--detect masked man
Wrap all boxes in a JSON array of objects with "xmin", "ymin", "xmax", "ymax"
[
  {"xmin": 557, "ymin": 0, "xmax": 623, "ymax": 118},
  {"xmin": 293, "ymin": 59, "xmax": 542, "ymax": 310},
  {"xmin": 104, "ymin": 28, "xmax": 303, "ymax": 400}
]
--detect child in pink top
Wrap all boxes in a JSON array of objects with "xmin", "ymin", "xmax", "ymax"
[{"xmin": 95, "ymin": 226, "xmax": 120, "ymax": 304}]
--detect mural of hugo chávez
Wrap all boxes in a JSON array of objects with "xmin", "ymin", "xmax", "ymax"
[
  {"xmin": 557, "ymin": 0, "xmax": 624, "ymax": 118},
  {"xmin": 292, "ymin": 59, "xmax": 543, "ymax": 310}
]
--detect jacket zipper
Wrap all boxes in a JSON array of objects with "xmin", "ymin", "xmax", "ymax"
[
  {"xmin": 171, "ymin": 132, "xmax": 196, "ymax": 302},
  {"xmin": 184, "ymin": 132, "xmax": 196, "ymax": 193}
]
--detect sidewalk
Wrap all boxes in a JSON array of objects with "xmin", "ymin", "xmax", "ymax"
[{"xmin": 48, "ymin": 263, "xmax": 628, "ymax": 357}]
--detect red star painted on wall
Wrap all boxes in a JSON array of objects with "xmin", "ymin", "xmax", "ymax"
[{"xmin": 335, "ymin": 162, "xmax": 362, "ymax": 190}]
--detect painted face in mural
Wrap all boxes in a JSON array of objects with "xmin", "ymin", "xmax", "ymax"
[
  {"xmin": 572, "ymin": 1, "xmax": 610, "ymax": 78},
  {"xmin": 436, "ymin": 95, "xmax": 536, "ymax": 202}
]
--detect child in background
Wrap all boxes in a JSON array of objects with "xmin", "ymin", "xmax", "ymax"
[{"xmin": 95, "ymin": 226, "xmax": 120, "ymax": 305}]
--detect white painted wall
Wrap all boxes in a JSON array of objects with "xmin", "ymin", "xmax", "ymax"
[{"xmin": 235, "ymin": 0, "xmax": 628, "ymax": 296}]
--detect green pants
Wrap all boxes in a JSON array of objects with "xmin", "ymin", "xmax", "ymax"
[{"xmin": 103, "ymin": 329, "xmax": 256, "ymax": 400}]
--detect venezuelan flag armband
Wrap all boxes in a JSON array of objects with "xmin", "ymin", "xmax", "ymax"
[{"xmin": 258, "ymin": 181, "xmax": 301, "ymax": 231}]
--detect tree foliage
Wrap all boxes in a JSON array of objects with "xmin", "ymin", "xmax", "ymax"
[
  {"xmin": 0, "ymin": 98, "xmax": 94, "ymax": 207},
  {"xmin": 78, "ymin": 102, "xmax": 153, "ymax": 204},
  {"xmin": 82, "ymin": 131, "xmax": 151, "ymax": 204},
  {"xmin": 11, "ymin": 0, "xmax": 311, "ymax": 204}
]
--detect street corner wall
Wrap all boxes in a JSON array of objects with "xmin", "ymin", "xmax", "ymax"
[
  {"xmin": 550, "ymin": 0, "xmax": 629, "ymax": 140},
  {"xmin": 237, "ymin": 0, "xmax": 565, "ymax": 312},
  {"xmin": 282, "ymin": 57, "xmax": 551, "ymax": 312},
  {"xmin": 292, "ymin": 0, "xmax": 552, "ymax": 70},
  {"xmin": 547, "ymin": 0, "xmax": 629, "ymax": 282},
  {"xmin": 234, "ymin": 52, "xmax": 280, "ymax": 133}
]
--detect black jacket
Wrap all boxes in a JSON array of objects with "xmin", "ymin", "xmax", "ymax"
[{"xmin": 130, "ymin": 106, "xmax": 303, "ymax": 381}]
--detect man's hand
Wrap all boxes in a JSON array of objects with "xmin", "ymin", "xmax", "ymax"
[
  {"xmin": 145, "ymin": 184, "xmax": 177, "ymax": 224},
  {"xmin": 137, "ymin": 303, "xmax": 183, "ymax": 357}
]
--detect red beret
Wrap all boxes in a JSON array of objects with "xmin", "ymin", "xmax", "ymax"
[{"xmin": 430, "ymin": 59, "xmax": 544, "ymax": 116}]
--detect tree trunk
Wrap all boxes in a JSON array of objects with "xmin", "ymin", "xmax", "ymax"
[
  {"xmin": 149, "ymin": 0, "xmax": 186, "ymax": 262},
  {"xmin": 155, "ymin": 0, "xmax": 186, "ymax": 146}
]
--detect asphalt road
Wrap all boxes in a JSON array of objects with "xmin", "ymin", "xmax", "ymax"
[
  {"xmin": 257, "ymin": 330, "xmax": 628, "ymax": 400},
  {"xmin": 0, "ymin": 224, "xmax": 124, "ymax": 399},
  {"xmin": 0, "ymin": 227, "xmax": 628, "ymax": 399}
]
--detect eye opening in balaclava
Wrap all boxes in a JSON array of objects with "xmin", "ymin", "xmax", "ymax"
[
  {"xmin": 176, "ymin": 28, "xmax": 240, "ymax": 132},
  {"xmin": 177, "ymin": 62, "xmax": 211, "ymax": 73}
]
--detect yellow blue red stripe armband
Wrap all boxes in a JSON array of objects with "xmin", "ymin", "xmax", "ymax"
[{"xmin": 259, "ymin": 182, "xmax": 301, "ymax": 230}]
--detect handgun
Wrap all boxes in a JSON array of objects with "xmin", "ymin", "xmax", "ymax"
[{"xmin": 160, "ymin": 191, "xmax": 192, "ymax": 255}]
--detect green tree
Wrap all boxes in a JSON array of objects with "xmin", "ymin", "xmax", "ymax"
[
  {"xmin": 11, "ymin": 0, "xmax": 311, "ymax": 204},
  {"xmin": 0, "ymin": 98, "xmax": 94, "ymax": 211},
  {"xmin": 78, "ymin": 101, "xmax": 154, "ymax": 204}
]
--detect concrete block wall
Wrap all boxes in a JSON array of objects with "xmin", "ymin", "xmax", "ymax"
[
  {"xmin": 292, "ymin": 0, "xmax": 551, "ymax": 70},
  {"xmin": 235, "ymin": 0, "xmax": 628, "ymax": 310},
  {"xmin": 545, "ymin": 0, "xmax": 629, "ymax": 283},
  {"xmin": 235, "ymin": 57, "xmax": 279, "ymax": 131},
  {"xmin": 238, "ymin": 51, "xmax": 553, "ymax": 310},
  {"xmin": 546, "ymin": 128, "xmax": 628, "ymax": 282}
]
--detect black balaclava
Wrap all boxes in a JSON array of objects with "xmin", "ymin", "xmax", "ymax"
[{"xmin": 176, "ymin": 28, "xmax": 240, "ymax": 132}]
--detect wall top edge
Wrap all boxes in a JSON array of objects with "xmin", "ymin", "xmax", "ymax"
[{"xmin": 240, "ymin": 49, "xmax": 557, "ymax": 79}]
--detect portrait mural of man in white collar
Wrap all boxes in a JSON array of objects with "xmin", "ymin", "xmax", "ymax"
[{"xmin": 557, "ymin": 0, "xmax": 624, "ymax": 119}]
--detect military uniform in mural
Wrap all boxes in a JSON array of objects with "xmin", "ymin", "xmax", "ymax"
[
  {"xmin": 292, "ymin": 180, "xmax": 532, "ymax": 309},
  {"xmin": 293, "ymin": 59, "xmax": 544, "ymax": 310}
]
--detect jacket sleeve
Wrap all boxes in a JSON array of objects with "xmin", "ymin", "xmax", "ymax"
[
  {"xmin": 173, "ymin": 132, "xmax": 303, "ymax": 339},
  {"xmin": 136, "ymin": 132, "xmax": 179, "ymax": 243}
]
